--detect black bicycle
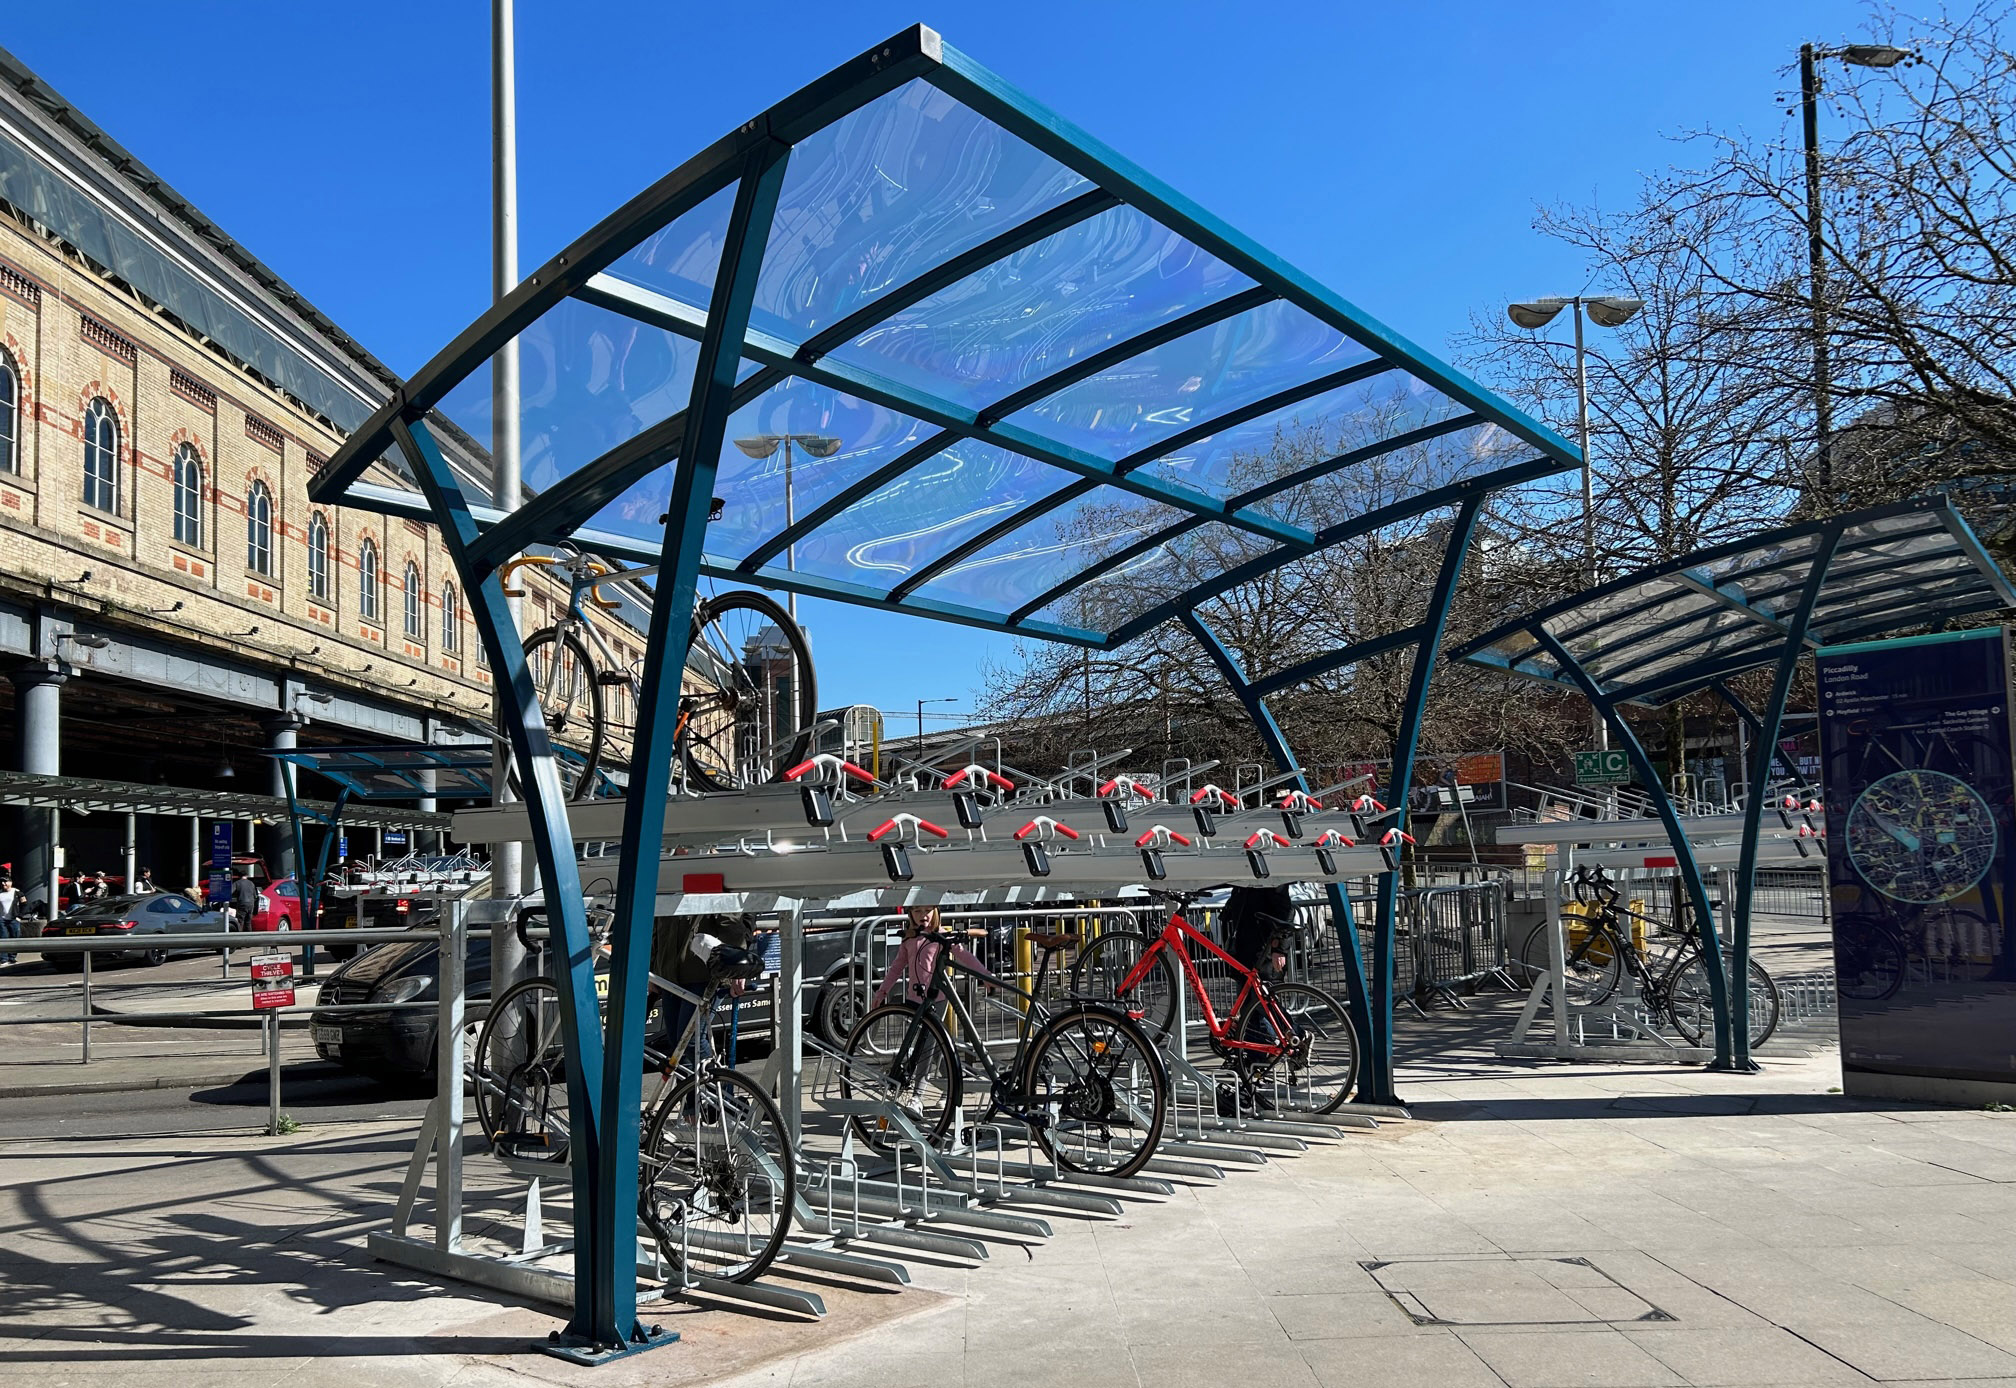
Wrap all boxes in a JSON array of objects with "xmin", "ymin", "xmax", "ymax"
[
  {"xmin": 472, "ymin": 924, "xmax": 795, "ymax": 1285},
  {"xmin": 1520, "ymin": 866, "xmax": 1782, "ymax": 1048},
  {"xmin": 839, "ymin": 928, "xmax": 1169, "ymax": 1180}
]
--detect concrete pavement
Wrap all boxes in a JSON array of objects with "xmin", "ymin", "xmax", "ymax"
[{"xmin": 4, "ymin": 1000, "xmax": 2015, "ymax": 1387}]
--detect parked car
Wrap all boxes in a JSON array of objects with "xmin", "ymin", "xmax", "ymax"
[
  {"xmin": 248, "ymin": 877, "xmax": 305, "ymax": 932},
  {"xmin": 44, "ymin": 892, "xmax": 224, "ymax": 967},
  {"xmin": 310, "ymin": 933, "xmax": 494, "ymax": 1081}
]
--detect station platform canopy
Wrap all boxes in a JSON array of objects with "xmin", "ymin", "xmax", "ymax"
[
  {"xmin": 1452, "ymin": 496, "xmax": 2016, "ymax": 706},
  {"xmin": 269, "ymin": 745, "xmax": 497, "ymax": 803},
  {"xmin": 0, "ymin": 768, "xmax": 450, "ymax": 831},
  {"xmin": 312, "ymin": 25, "xmax": 1578, "ymax": 646}
]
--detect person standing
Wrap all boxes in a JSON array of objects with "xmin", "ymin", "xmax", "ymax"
[
  {"xmin": 228, "ymin": 867, "xmax": 262, "ymax": 932},
  {"xmin": 134, "ymin": 867, "xmax": 157, "ymax": 894},
  {"xmin": 0, "ymin": 873, "xmax": 20, "ymax": 966}
]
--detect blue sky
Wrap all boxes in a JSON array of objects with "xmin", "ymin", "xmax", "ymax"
[{"xmin": 9, "ymin": 1, "xmax": 1867, "ymax": 728}]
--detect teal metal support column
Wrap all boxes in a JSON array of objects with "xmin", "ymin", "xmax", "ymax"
[
  {"xmin": 1179, "ymin": 610, "xmax": 1377, "ymax": 1088},
  {"xmin": 1364, "ymin": 495, "xmax": 1483, "ymax": 1104},
  {"xmin": 1727, "ymin": 527, "xmax": 1840, "ymax": 1068},
  {"xmin": 592, "ymin": 138, "xmax": 792, "ymax": 1359},
  {"xmin": 393, "ymin": 415, "xmax": 614, "ymax": 1348},
  {"xmin": 1532, "ymin": 626, "xmax": 1734, "ymax": 1067}
]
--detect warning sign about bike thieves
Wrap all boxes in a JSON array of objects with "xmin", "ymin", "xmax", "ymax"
[
  {"xmin": 249, "ymin": 953, "xmax": 295, "ymax": 1011},
  {"xmin": 1816, "ymin": 626, "xmax": 2016, "ymax": 1105}
]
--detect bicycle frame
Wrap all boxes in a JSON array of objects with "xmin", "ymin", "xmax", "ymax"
[
  {"xmin": 892, "ymin": 932, "xmax": 1048, "ymax": 1091},
  {"xmin": 1122, "ymin": 911, "xmax": 1297, "ymax": 1057}
]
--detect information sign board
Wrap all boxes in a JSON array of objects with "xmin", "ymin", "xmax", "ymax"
[{"xmin": 249, "ymin": 953, "xmax": 295, "ymax": 1011}]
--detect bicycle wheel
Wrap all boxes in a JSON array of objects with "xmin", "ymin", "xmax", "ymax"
[
  {"xmin": 1667, "ymin": 953, "xmax": 1782, "ymax": 1048},
  {"xmin": 1020, "ymin": 1004, "xmax": 1167, "ymax": 1180},
  {"xmin": 1521, "ymin": 919, "xmax": 1622, "ymax": 1006},
  {"xmin": 682, "ymin": 591, "xmax": 818, "ymax": 792},
  {"xmin": 839, "ymin": 1003, "xmax": 962, "ymax": 1154},
  {"xmin": 1837, "ymin": 924, "xmax": 1906, "ymax": 1001},
  {"xmin": 640, "ymin": 1066, "xmax": 795, "ymax": 1285},
  {"xmin": 1070, "ymin": 930, "xmax": 1179, "ymax": 1044},
  {"xmin": 473, "ymin": 977, "xmax": 573, "ymax": 1163},
  {"xmin": 1236, "ymin": 982, "xmax": 1357, "ymax": 1114},
  {"xmin": 521, "ymin": 626, "xmax": 604, "ymax": 799}
]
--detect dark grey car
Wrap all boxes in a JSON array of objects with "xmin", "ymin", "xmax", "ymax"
[{"xmin": 44, "ymin": 892, "xmax": 224, "ymax": 967}]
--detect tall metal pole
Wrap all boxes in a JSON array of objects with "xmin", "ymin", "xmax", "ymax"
[
  {"xmin": 783, "ymin": 437, "xmax": 797, "ymax": 621},
  {"xmin": 490, "ymin": 0, "xmax": 526, "ymax": 981},
  {"xmin": 1572, "ymin": 300, "xmax": 1608, "ymax": 754},
  {"xmin": 1802, "ymin": 42, "xmax": 1834, "ymax": 498}
]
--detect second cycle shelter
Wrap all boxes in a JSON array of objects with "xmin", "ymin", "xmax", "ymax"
[
  {"xmin": 306, "ymin": 25, "xmax": 1582, "ymax": 1360},
  {"xmin": 1452, "ymin": 495, "xmax": 2016, "ymax": 1070}
]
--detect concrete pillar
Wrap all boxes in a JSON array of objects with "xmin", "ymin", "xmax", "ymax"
[
  {"xmin": 263, "ymin": 713, "xmax": 302, "ymax": 877},
  {"xmin": 11, "ymin": 662, "xmax": 66, "ymax": 916},
  {"xmin": 123, "ymin": 813, "xmax": 137, "ymax": 893},
  {"xmin": 188, "ymin": 818, "xmax": 202, "ymax": 899}
]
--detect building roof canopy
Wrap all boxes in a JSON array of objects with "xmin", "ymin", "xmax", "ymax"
[{"xmin": 311, "ymin": 26, "xmax": 1576, "ymax": 648}]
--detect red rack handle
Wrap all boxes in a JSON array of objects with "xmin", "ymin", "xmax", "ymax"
[
  {"xmin": 784, "ymin": 756, "xmax": 875, "ymax": 784},
  {"xmin": 1276, "ymin": 790, "xmax": 1324, "ymax": 812},
  {"xmin": 1353, "ymin": 795, "xmax": 1388, "ymax": 813},
  {"xmin": 944, "ymin": 765, "xmax": 1016, "ymax": 792},
  {"xmin": 1134, "ymin": 827, "xmax": 1193, "ymax": 848},
  {"xmin": 1380, "ymin": 827, "xmax": 1416, "ymax": 847},
  {"xmin": 1244, "ymin": 830, "xmax": 1290, "ymax": 850},
  {"xmin": 1313, "ymin": 829, "xmax": 1356, "ymax": 848},
  {"xmin": 1013, "ymin": 817, "xmax": 1082, "ymax": 842},
  {"xmin": 868, "ymin": 816, "xmax": 950, "ymax": 842}
]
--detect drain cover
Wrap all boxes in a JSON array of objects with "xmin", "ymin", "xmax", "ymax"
[{"xmin": 1363, "ymin": 1256, "xmax": 1673, "ymax": 1327}]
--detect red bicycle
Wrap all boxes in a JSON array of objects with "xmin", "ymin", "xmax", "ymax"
[{"xmin": 1070, "ymin": 889, "xmax": 1358, "ymax": 1113}]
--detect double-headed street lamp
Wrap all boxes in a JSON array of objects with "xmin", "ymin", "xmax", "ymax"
[
  {"xmin": 1506, "ymin": 294, "xmax": 1642, "ymax": 753},
  {"xmin": 732, "ymin": 433, "xmax": 842, "ymax": 620},
  {"xmin": 1798, "ymin": 42, "xmax": 1914, "ymax": 496}
]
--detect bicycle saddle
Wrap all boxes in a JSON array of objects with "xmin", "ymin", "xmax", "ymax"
[
  {"xmin": 708, "ymin": 944, "xmax": 765, "ymax": 981},
  {"xmin": 1027, "ymin": 931, "xmax": 1076, "ymax": 952}
]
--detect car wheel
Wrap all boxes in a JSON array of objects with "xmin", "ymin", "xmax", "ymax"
[{"xmin": 144, "ymin": 947, "xmax": 168, "ymax": 966}]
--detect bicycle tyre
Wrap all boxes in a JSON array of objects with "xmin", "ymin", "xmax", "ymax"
[
  {"xmin": 1521, "ymin": 919, "xmax": 1622, "ymax": 1007},
  {"xmin": 1235, "ymin": 982, "xmax": 1358, "ymax": 1114},
  {"xmin": 1069, "ymin": 930, "xmax": 1179, "ymax": 1044},
  {"xmin": 1020, "ymin": 1004, "xmax": 1168, "ymax": 1180},
  {"xmin": 1667, "ymin": 953, "xmax": 1782, "ymax": 1049},
  {"xmin": 640, "ymin": 1066, "xmax": 795, "ymax": 1285},
  {"xmin": 473, "ymin": 976, "xmax": 573, "ymax": 1163},
  {"xmin": 682, "ymin": 590, "xmax": 818, "ymax": 792},
  {"xmin": 521, "ymin": 626, "xmax": 605, "ymax": 801},
  {"xmin": 839, "ymin": 1002, "xmax": 963, "ymax": 1154}
]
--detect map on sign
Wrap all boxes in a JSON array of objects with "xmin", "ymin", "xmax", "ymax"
[
  {"xmin": 1573, "ymin": 750, "xmax": 1629, "ymax": 785},
  {"xmin": 1846, "ymin": 768, "xmax": 1999, "ymax": 903}
]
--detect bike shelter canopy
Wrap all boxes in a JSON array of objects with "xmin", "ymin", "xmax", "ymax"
[
  {"xmin": 1450, "ymin": 494, "xmax": 2016, "ymax": 1073},
  {"xmin": 307, "ymin": 25, "xmax": 1578, "ymax": 1360}
]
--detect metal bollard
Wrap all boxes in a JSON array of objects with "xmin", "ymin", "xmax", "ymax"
[
  {"xmin": 266, "ymin": 1010, "xmax": 282, "ymax": 1135},
  {"xmin": 80, "ymin": 945, "xmax": 92, "ymax": 1064}
]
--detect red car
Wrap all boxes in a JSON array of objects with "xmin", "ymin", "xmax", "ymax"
[{"xmin": 248, "ymin": 877, "xmax": 305, "ymax": 932}]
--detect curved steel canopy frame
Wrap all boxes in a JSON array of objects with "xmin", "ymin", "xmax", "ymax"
[
  {"xmin": 310, "ymin": 26, "xmax": 1579, "ymax": 1354},
  {"xmin": 1452, "ymin": 495, "xmax": 2016, "ymax": 1072}
]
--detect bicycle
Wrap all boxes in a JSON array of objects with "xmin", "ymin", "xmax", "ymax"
[
  {"xmin": 472, "ymin": 913, "xmax": 796, "ymax": 1285},
  {"xmin": 501, "ymin": 541, "xmax": 817, "ymax": 798},
  {"xmin": 1069, "ymin": 888, "xmax": 1359, "ymax": 1114},
  {"xmin": 839, "ymin": 928, "xmax": 1169, "ymax": 1180},
  {"xmin": 1519, "ymin": 866, "xmax": 1781, "ymax": 1048}
]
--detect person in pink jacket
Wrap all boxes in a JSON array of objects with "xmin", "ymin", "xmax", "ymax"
[{"xmin": 872, "ymin": 905, "xmax": 996, "ymax": 1006}]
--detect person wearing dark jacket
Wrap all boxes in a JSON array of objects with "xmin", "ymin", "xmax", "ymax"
[
  {"xmin": 228, "ymin": 868, "xmax": 262, "ymax": 931},
  {"xmin": 648, "ymin": 912, "xmax": 757, "ymax": 1063}
]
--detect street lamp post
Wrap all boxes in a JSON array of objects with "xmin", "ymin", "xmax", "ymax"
[
  {"xmin": 916, "ymin": 697, "xmax": 958, "ymax": 759},
  {"xmin": 1507, "ymin": 295, "xmax": 1643, "ymax": 753},
  {"xmin": 733, "ymin": 434, "xmax": 842, "ymax": 622},
  {"xmin": 1798, "ymin": 42, "xmax": 1914, "ymax": 499}
]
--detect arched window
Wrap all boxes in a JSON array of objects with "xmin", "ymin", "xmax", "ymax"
[
  {"xmin": 440, "ymin": 581, "xmax": 460, "ymax": 652},
  {"xmin": 245, "ymin": 480, "xmax": 273, "ymax": 576},
  {"xmin": 172, "ymin": 444, "xmax": 203, "ymax": 546},
  {"xmin": 82, "ymin": 397, "xmax": 118, "ymax": 512},
  {"xmin": 358, "ymin": 539, "xmax": 381, "ymax": 622},
  {"xmin": 0, "ymin": 347, "xmax": 18, "ymax": 474},
  {"xmin": 307, "ymin": 512, "xmax": 331, "ymax": 601},
  {"xmin": 403, "ymin": 561, "xmax": 422, "ymax": 639}
]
